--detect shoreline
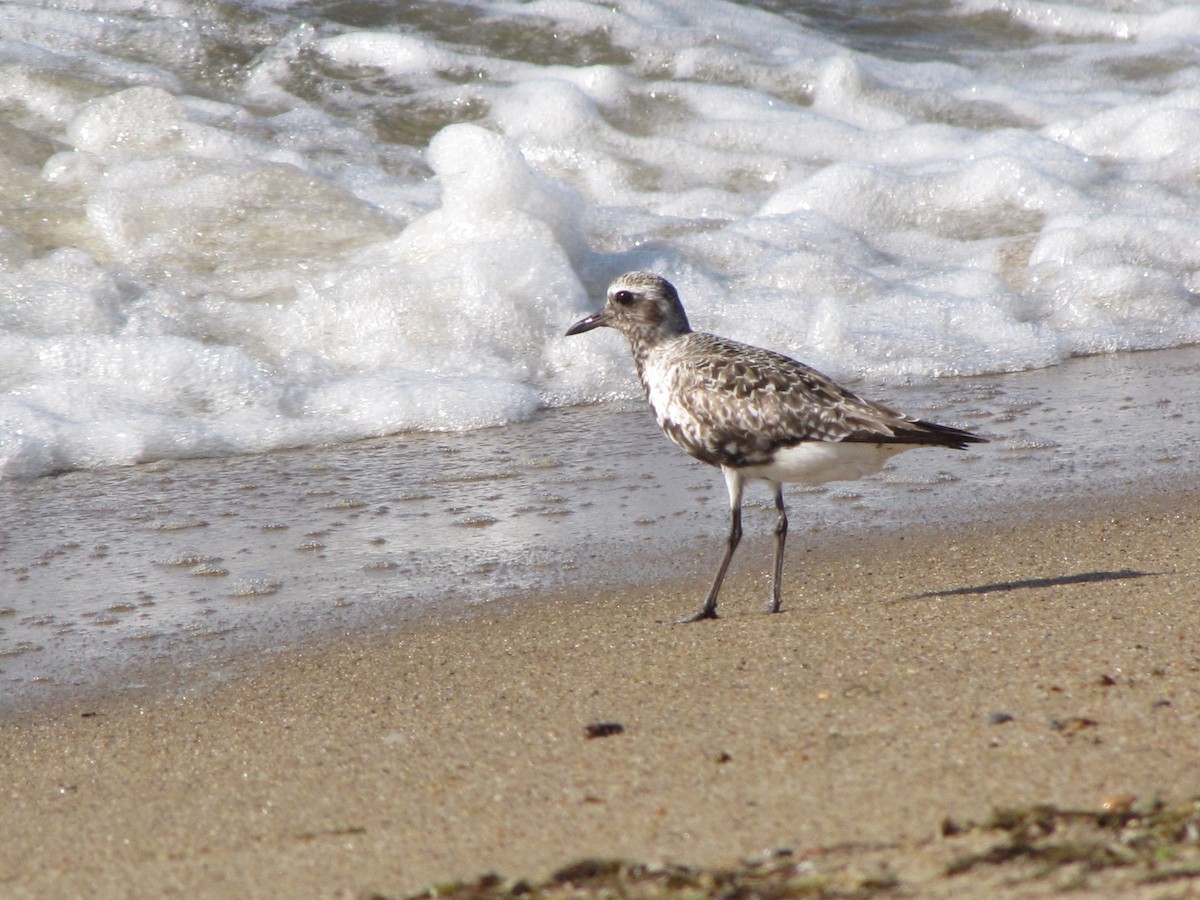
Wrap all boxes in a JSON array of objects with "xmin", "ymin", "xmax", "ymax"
[
  {"xmin": 5, "ymin": 346, "xmax": 1200, "ymax": 713},
  {"xmin": 3, "ymin": 470, "xmax": 1191, "ymax": 723},
  {"xmin": 3, "ymin": 483, "xmax": 1199, "ymax": 897}
]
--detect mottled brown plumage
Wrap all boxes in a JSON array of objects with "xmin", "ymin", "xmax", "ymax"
[
  {"xmin": 643, "ymin": 330, "xmax": 979, "ymax": 468},
  {"xmin": 567, "ymin": 271, "xmax": 986, "ymax": 621}
]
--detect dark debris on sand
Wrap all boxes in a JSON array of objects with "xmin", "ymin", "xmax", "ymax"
[{"xmin": 340, "ymin": 798, "xmax": 1200, "ymax": 899}]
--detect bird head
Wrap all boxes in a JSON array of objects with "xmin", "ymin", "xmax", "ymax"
[{"xmin": 566, "ymin": 272, "xmax": 692, "ymax": 347}]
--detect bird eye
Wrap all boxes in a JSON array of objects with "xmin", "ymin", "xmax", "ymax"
[{"xmin": 613, "ymin": 290, "xmax": 635, "ymax": 305}]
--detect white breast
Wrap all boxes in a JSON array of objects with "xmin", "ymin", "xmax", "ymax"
[{"xmin": 640, "ymin": 348, "xmax": 692, "ymax": 435}]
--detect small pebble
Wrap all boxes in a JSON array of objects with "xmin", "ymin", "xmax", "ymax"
[
  {"xmin": 1050, "ymin": 716, "xmax": 1099, "ymax": 734},
  {"xmin": 1101, "ymin": 794, "xmax": 1136, "ymax": 813},
  {"xmin": 584, "ymin": 722, "xmax": 624, "ymax": 739}
]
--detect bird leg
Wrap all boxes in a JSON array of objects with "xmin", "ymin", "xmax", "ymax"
[
  {"xmin": 769, "ymin": 484, "xmax": 787, "ymax": 613},
  {"xmin": 678, "ymin": 469, "xmax": 744, "ymax": 623},
  {"xmin": 678, "ymin": 506, "xmax": 740, "ymax": 622}
]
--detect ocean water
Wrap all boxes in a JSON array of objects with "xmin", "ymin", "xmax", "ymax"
[
  {"xmin": 2, "ymin": 0, "xmax": 1199, "ymax": 478},
  {"xmin": 6, "ymin": 0, "xmax": 1200, "ymax": 703}
]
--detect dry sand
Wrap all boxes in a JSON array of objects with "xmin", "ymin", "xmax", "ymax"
[{"xmin": 3, "ymin": 487, "xmax": 1199, "ymax": 898}]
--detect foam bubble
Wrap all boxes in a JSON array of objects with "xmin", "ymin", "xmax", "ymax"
[{"xmin": 317, "ymin": 32, "xmax": 458, "ymax": 76}]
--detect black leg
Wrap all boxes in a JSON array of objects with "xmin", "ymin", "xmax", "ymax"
[
  {"xmin": 769, "ymin": 484, "xmax": 787, "ymax": 613},
  {"xmin": 678, "ymin": 468, "xmax": 744, "ymax": 623}
]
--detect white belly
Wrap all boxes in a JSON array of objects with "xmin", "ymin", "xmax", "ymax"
[{"xmin": 738, "ymin": 441, "xmax": 910, "ymax": 486}]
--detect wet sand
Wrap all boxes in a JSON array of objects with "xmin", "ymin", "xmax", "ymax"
[{"xmin": 3, "ymin": 485, "xmax": 1199, "ymax": 897}]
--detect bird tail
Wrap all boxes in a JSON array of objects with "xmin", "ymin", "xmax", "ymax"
[{"xmin": 893, "ymin": 420, "xmax": 987, "ymax": 450}]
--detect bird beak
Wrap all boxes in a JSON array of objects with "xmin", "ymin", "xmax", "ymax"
[{"xmin": 565, "ymin": 309, "xmax": 609, "ymax": 336}]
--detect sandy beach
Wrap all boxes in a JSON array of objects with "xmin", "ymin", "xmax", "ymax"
[
  {"xmin": 3, "ymin": 480, "xmax": 1199, "ymax": 897},
  {"xmin": 6, "ymin": 3, "xmax": 1200, "ymax": 894}
]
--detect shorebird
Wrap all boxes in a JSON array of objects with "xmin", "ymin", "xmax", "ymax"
[{"xmin": 566, "ymin": 271, "xmax": 986, "ymax": 622}]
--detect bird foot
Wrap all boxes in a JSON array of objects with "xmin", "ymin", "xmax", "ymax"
[{"xmin": 676, "ymin": 608, "xmax": 719, "ymax": 624}]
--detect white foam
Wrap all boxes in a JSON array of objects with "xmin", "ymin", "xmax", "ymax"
[
  {"xmin": 316, "ymin": 32, "xmax": 459, "ymax": 77},
  {"xmin": 2, "ymin": 0, "xmax": 1200, "ymax": 477},
  {"xmin": 956, "ymin": 1, "xmax": 1200, "ymax": 42}
]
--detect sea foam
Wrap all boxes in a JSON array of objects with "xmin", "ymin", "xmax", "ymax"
[{"xmin": 1, "ymin": 0, "xmax": 1199, "ymax": 477}]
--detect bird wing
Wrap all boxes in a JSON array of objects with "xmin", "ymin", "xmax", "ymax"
[{"xmin": 664, "ymin": 333, "xmax": 976, "ymax": 467}]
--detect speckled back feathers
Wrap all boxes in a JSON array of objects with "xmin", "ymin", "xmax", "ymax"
[{"xmin": 644, "ymin": 330, "xmax": 980, "ymax": 469}]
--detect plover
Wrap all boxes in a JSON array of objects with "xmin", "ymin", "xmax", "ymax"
[{"xmin": 566, "ymin": 271, "xmax": 987, "ymax": 622}]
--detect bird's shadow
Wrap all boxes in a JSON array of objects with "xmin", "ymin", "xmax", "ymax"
[{"xmin": 902, "ymin": 567, "xmax": 1159, "ymax": 601}]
